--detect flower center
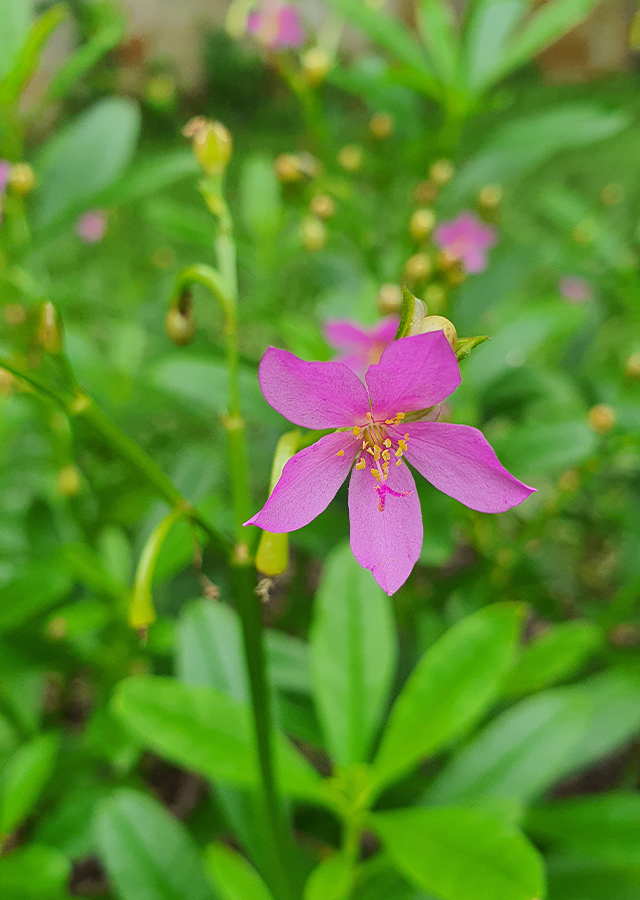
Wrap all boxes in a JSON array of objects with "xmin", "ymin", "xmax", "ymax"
[{"xmin": 352, "ymin": 411, "xmax": 409, "ymax": 483}]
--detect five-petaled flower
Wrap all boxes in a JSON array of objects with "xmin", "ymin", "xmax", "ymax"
[
  {"xmin": 76, "ymin": 210, "xmax": 108, "ymax": 244},
  {"xmin": 245, "ymin": 331, "xmax": 534, "ymax": 594},
  {"xmin": 324, "ymin": 315, "xmax": 399, "ymax": 376},
  {"xmin": 247, "ymin": 1, "xmax": 305, "ymax": 49},
  {"xmin": 434, "ymin": 211, "xmax": 497, "ymax": 274}
]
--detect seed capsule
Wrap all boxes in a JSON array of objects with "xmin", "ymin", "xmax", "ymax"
[
  {"xmin": 369, "ymin": 112, "xmax": 394, "ymax": 140},
  {"xmin": 301, "ymin": 216, "xmax": 327, "ymax": 251},
  {"xmin": 588, "ymin": 404, "xmax": 615, "ymax": 435},
  {"xmin": 409, "ymin": 208, "xmax": 436, "ymax": 241},
  {"xmin": 418, "ymin": 315, "xmax": 457, "ymax": 350},
  {"xmin": 403, "ymin": 253, "xmax": 432, "ymax": 283},
  {"xmin": 310, "ymin": 194, "xmax": 336, "ymax": 219},
  {"xmin": 182, "ymin": 118, "xmax": 232, "ymax": 176},
  {"xmin": 165, "ymin": 306, "xmax": 196, "ymax": 346},
  {"xmin": 302, "ymin": 47, "xmax": 331, "ymax": 85},
  {"xmin": 8, "ymin": 162, "xmax": 36, "ymax": 195},
  {"xmin": 338, "ymin": 144, "xmax": 363, "ymax": 172},
  {"xmin": 377, "ymin": 283, "xmax": 403, "ymax": 315},
  {"xmin": 429, "ymin": 159, "xmax": 454, "ymax": 186}
]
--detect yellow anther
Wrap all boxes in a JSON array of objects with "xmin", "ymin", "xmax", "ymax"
[
  {"xmin": 366, "ymin": 412, "xmax": 372, "ymax": 419},
  {"xmin": 395, "ymin": 448, "xmax": 404, "ymax": 457},
  {"xmin": 395, "ymin": 412, "xmax": 405, "ymax": 422},
  {"xmin": 398, "ymin": 440, "xmax": 407, "ymax": 451},
  {"xmin": 367, "ymin": 447, "xmax": 374, "ymax": 455},
  {"xmin": 355, "ymin": 458, "xmax": 366, "ymax": 469},
  {"xmin": 404, "ymin": 433, "xmax": 410, "ymax": 439},
  {"xmin": 336, "ymin": 450, "xmax": 344, "ymax": 457},
  {"xmin": 382, "ymin": 450, "xmax": 391, "ymax": 461},
  {"xmin": 371, "ymin": 468, "xmax": 381, "ymax": 480},
  {"xmin": 385, "ymin": 419, "xmax": 394, "ymax": 425},
  {"xmin": 353, "ymin": 426, "xmax": 361, "ymax": 437},
  {"xmin": 373, "ymin": 446, "xmax": 381, "ymax": 460},
  {"xmin": 384, "ymin": 439, "xmax": 392, "ymax": 448},
  {"xmin": 396, "ymin": 458, "xmax": 403, "ymax": 466}
]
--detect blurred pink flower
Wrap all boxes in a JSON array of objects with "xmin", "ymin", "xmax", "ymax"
[
  {"xmin": 247, "ymin": 1, "xmax": 305, "ymax": 49},
  {"xmin": 0, "ymin": 160, "xmax": 11, "ymax": 195},
  {"xmin": 324, "ymin": 316, "xmax": 399, "ymax": 376},
  {"xmin": 559, "ymin": 276, "xmax": 592, "ymax": 303},
  {"xmin": 434, "ymin": 211, "xmax": 497, "ymax": 274},
  {"xmin": 245, "ymin": 332, "xmax": 534, "ymax": 594},
  {"xmin": 76, "ymin": 210, "xmax": 108, "ymax": 244}
]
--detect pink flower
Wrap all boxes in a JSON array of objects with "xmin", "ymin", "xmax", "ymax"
[
  {"xmin": 559, "ymin": 276, "xmax": 592, "ymax": 303},
  {"xmin": 324, "ymin": 316, "xmax": 400, "ymax": 376},
  {"xmin": 434, "ymin": 211, "xmax": 497, "ymax": 274},
  {"xmin": 247, "ymin": 1, "xmax": 305, "ymax": 49},
  {"xmin": 76, "ymin": 210, "xmax": 108, "ymax": 244},
  {"xmin": 245, "ymin": 332, "xmax": 534, "ymax": 594},
  {"xmin": 0, "ymin": 160, "xmax": 11, "ymax": 195}
]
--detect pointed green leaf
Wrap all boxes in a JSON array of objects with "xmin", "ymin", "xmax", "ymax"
[
  {"xmin": 205, "ymin": 844, "xmax": 274, "ymax": 900},
  {"xmin": 0, "ymin": 732, "xmax": 59, "ymax": 837},
  {"xmin": 112, "ymin": 676, "xmax": 324, "ymax": 803},
  {"xmin": 372, "ymin": 806, "xmax": 545, "ymax": 900},
  {"xmin": 372, "ymin": 603, "xmax": 522, "ymax": 793},
  {"xmin": 426, "ymin": 688, "xmax": 592, "ymax": 805},
  {"xmin": 0, "ymin": 844, "xmax": 70, "ymax": 900},
  {"xmin": 460, "ymin": 0, "xmax": 527, "ymax": 93},
  {"xmin": 311, "ymin": 542, "xmax": 397, "ymax": 767},
  {"xmin": 0, "ymin": 0, "xmax": 33, "ymax": 78},
  {"xmin": 95, "ymin": 789, "xmax": 216, "ymax": 900},
  {"xmin": 416, "ymin": 0, "xmax": 460, "ymax": 86},
  {"xmin": 303, "ymin": 853, "xmax": 355, "ymax": 900}
]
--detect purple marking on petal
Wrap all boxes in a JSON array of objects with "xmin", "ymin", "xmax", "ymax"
[
  {"xmin": 258, "ymin": 346, "xmax": 370, "ymax": 429},
  {"xmin": 401, "ymin": 421, "xmax": 535, "ymax": 513},
  {"xmin": 365, "ymin": 331, "xmax": 461, "ymax": 422},
  {"xmin": 348, "ymin": 460, "xmax": 423, "ymax": 595},
  {"xmin": 245, "ymin": 431, "xmax": 358, "ymax": 532}
]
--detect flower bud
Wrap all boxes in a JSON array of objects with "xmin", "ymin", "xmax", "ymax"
[
  {"xmin": 588, "ymin": 404, "xmax": 615, "ymax": 435},
  {"xmin": 418, "ymin": 314, "xmax": 457, "ymax": 350},
  {"xmin": 377, "ymin": 282, "xmax": 403, "ymax": 315},
  {"xmin": 310, "ymin": 194, "xmax": 336, "ymax": 219},
  {"xmin": 38, "ymin": 302, "xmax": 64, "ymax": 354},
  {"xmin": 429, "ymin": 159, "xmax": 454, "ymax": 186},
  {"xmin": 182, "ymin": 117, "xmax": 232, "ymax": 177},
  {"xmin": 338, "ymin": 144, "xmax": 363, "ymax": 172},
  {"xmin": 8, "ymin": 162, "xmax": 36, "ymax": 195},
  {"xmin": 478, "ymin": 184, "xmax": 503, "ymax": 209},
  {"xmin": 625, "ymin": 352, "xmax": 640, "ymax": 379},
  {"xmin": 414, "ymin": 179, "xmax": 439, "ymax": 204},
  {"xmin": 409, "ymin": 207, "xmax": 436, "ymax": 241},
  {"xmin": 369, "ymin": 112, "xmax": 394, "ymax": 140},
  {"xmin": 274, "ymin": 153, "xmax": 304, "ymax": 183},
  {"xmin": 302, "ymin": 47, "xmax": 332, "ymax": 85},
  {"xmin": 301, "ymin": 215, "xmax": 327, "ymax": 251},
  {"xmin": 403, "ymin": 253, "xmax": 432, "ymax": 283},
  {"xmin": 166, "ymin": 291, "xmax": 196, "ymax": 346},
  {"xmin": 601, "ymin": 183, "xmax": 623, "ymax": 206},
  {"xmin": 57, "ymin": 464, "xmax": 81, "ymax": 497},
  {"xmin": 145, "ymin": 73, "xmax": 177, "ymax": 110}
]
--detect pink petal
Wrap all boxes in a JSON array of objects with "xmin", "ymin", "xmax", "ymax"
[
  {"xmin": 348, "ymin": 460, "xmax": 423, "ymax": 595},
  {"xmin": 245, "ymin": 432, "xmax": 358, "ymax": 532},
  {"xmin": 277, "ymin": 6, "xmax": 305, "ymax": 46},
  {"xmin": 401, "ymin": 422, "xmax": 535, "ymax": 513},
  {"xmin": 324, "ymin": 320, "xmax": 372, "ymax": 353},
  {"xmin": 371, "ymin": 315, "xmax": 400, "ymax": 344},
  {"xmin": 365, "ymin": 332, "xmax": 460, "ymax": 422},
  {"xmin": 462, "ymin": 246, "xmax": 487, "ymax": 274},
  {"xmin": 258, "ymin": 347, "xmax": 370, "ymax": 429}
]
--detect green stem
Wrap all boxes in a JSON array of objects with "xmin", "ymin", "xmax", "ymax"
[{"xmin": 0, "ymin": 358, "xmax": 229, "ymax": 555}]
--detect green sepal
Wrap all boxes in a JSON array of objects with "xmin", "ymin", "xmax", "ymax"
[
  {"xmin": 455, "ymin": 334, "xmax": 490, "ymax": 360},
  {"xmin": 395, "ymin": 286, "xmax": 426, "ymax": 339}
]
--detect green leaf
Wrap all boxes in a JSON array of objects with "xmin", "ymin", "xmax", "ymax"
[
  {"xmin": 44, "ymin": 15, "xmax": 125, "ymax": 103},
  {"xmin": 266, "ymin": 630, "xmax": 311, "ymax": 695},
  {"xmin": 0, "ymin": 0, "xmax": 33, "ymax": 78},
  {"xmin": 503, "ymin": 621, "xmax": 602, "ymax": 698},
  {"xmin": 491, "ymin": 420, "xmax": 597, "ymax": 478},
  {"xmin": 0, "ymin": 562, "xmax": 71, "ymax": 632},
  {"xmin": 415, "ymin": 0, "xmax": 459, "ymax": 87},
  {"xmin": 112, "ymin": 676, "xmax": 324, "ymax": 803},
  {"xmin": 100, "ymin": 151, "xmax": 200, "ymax": 206},
  {"xmin": 558, "ymin": 669, "xmax": 640, "ymax": 775},
  {"xmin": 371, "ymin": 603, "xmax": 522, "ymax": 793},
  {"xmin": 141, "ymin": 198, "xmax": 213, "ymax": 247},
  {"xmin": 372, "ymin": 806, "xmax": 545, "ymax": 900},
  {"xmin": 0, "ymin": 844, "xmax": 70, "ymax": 900},
  {"xmin": 32, "ymin": 97, "xmax": 141, "ymax": 231},
  {"xmin": 323, "ymin": 0, "xmax": 439, "ymax": 96},
  {"xmin": 95, "ymin": 789, "xmax": 216, "ymax": 900},
  {"xmin": 0, "ymin": 732, "xmax": 59, "ymax": 836},
  {"xmin": 0, "ymin": 4, "xmax": 67, "ymax": 103},
  {"xmin": 310, "ymin": 542, "xmax": 397, "ymax": 767},
  {"xmin": 177, "ymin": 600, "xmax": 249, "ymax": 700},
  {"xmin": 205, "ymin": 843, "xmax": 274, "ymax": 900},
  {"xmin": 546, "ymin": 854, "xmax": 640, "ymax": 900},
  {"xmin": 497, "ymin": 0, "xmax": 604, "ymax": 83},
  {"xmin": 425, "ymin": 688, "xmax": 592, "ymax": 806},
  {"xmin": 527, "ymin": 792, "xmax": 640, "ymax": 868},
  {"xmin": 460, "ymin": 0, "xmax": 527, "ymax": 94},
  {"xmin": 303, "ymin": 853, "xmax": 355, "ymax": 900},
  {"xmin": 446, "ymin": 104, "xmax": 630, "ymax": 203}
]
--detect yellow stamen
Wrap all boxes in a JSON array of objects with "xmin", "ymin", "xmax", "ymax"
[
  {"xmin": 398, "ymin": 440, "xmax": 407, "ymax": 451},
  {"xmin": 355, "ymin": 458, "xmax": 366, "ymax": 469},
  {"xmin": 371, "ymin": 468, "xmax": 381, "ymax": 480},
  {"xmin": 373, "ymin": 446, "xmax": 381, "ymax": 461},
  {"xmin": 353, "ymin": 426, "xmax": 361, "ymax": 437},
  {"xmin": 395, "ymin": 412, "xmax": 405, "ymax": 423},
  {"xmin": 396, "ymin": 458, "xmax": 403, "ymax": 466},
  {"xmin": 384, "ymin": 439, "xmax": 392, "ymax": 448},
  {"xmin": 336, "ymin": 450, "xmax": 344, "ymax": 456},
  {"xmin": 404, "ymin": 433, "xmax": 410, "ymax": 439},
  {"xmin": 366, "ymin": 412, "xmax": 372, "ymax": 420},
  {"xmin": 395, "ymin": 448, "xmax": 404, "ymax": 457},
  {"xmin": 385, "ymin": 418, "xmax": 394, "ymax": 425},
  {"xmin": 367, "ymin": 447, "xmax": 374, "ymax": 455},
  {"xmin": 382, "ymin": 450, "xmax": 390, "ymax": 461}
]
